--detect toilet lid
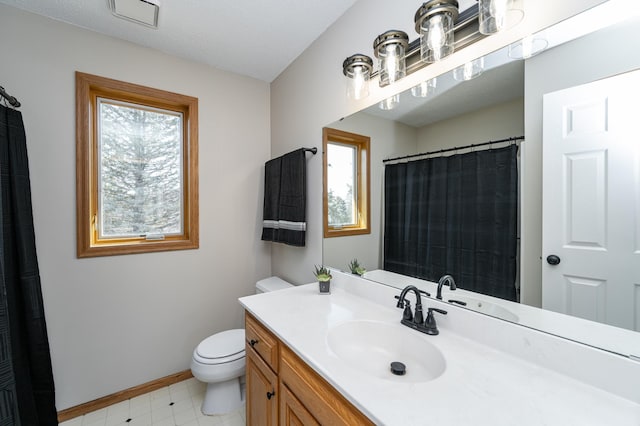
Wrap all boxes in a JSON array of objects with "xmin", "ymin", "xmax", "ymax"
[{"xmin": 196, "ymin": 329, "xmax": 245, "ymax": 360}]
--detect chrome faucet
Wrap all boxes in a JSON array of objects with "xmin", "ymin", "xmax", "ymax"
[{"xmin": 436, "ymin": 274, "xmax": 456, "ymax": 300}]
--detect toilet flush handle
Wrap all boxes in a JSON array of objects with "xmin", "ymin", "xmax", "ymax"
[{"xmin": 250, "ymin": 339, "xmax": 259, "ymax": 347}]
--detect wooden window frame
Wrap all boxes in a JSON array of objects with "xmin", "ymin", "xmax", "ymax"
[
  {"xmin": 76, "ymin": 72, "xmax": 199, "ymax": 257},
  {"xmin": 323, "ymin": 127, "xmax": 370, "ymax": 238}
]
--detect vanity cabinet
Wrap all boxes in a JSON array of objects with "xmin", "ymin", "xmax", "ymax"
[
  {"xmin": 245, "ymin": 313, "xmax": 373, "ymax": 426},
  {"xmin": 246, "ymin": 314, "xmax": 279, "ymax": 425},
  {"xmin": 279, "ymin": 384, "xmax": 319, "ymax": 426},
  {"xmin": 246, "ymin": 348, "xmax": 278, "ymax": 425}
]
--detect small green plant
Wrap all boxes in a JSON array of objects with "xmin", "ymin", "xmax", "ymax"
[
  {"xmin": 313, "ymin": 265, "xmax": 332, "ymax": 282},
  {"xmin": 348, "ymin": 259, "xmax": 366, "ymax": 276}
]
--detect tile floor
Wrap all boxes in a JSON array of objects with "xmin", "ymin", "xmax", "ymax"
[{"xmin": 59, "ymin": 378, "xmax": 245, "ymax": 426}]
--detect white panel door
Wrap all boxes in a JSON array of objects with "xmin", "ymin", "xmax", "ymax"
[{"xmin": 542, "ymin": 69, "xmax": 640, "ymax": 331}]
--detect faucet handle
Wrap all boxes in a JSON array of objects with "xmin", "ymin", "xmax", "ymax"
[
  {"xmin": 394, "ymin": 295, "xmax": 404, "ymax": 308},
  {"xmin": 424, "ymin": 307, "xmax": 447, "ymax": 335},
  {"xmin": 394, "ymin": 296, "xmax": 414, "ymax": 321},
  {"xmin": 403, "ymin": 299, "xmax": 414, "ymax": 322},
  {"xmin": 418, "ymin": 289, "xmax": 431, "ymax": 298}
]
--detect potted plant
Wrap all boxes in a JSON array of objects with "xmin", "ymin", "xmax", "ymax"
[
  {"xmin": 314, "ymin": 265, "xmax": 332, "ymax": 294},
  {"xmin": 348, "ymin": 259, "xmax": 366, "ymax": 276}
]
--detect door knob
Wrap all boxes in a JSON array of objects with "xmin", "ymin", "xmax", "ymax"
[{"xmin": 546, "ymin": 255, "xmax": 561, "ymax": 265}]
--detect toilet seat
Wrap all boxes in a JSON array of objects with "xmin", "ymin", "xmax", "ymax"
[{"xmin": 194, "ymin": 329, "xmax": 245, "ymax": 365}]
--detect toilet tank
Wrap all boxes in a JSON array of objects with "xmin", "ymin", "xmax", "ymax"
[{"xmin": 256, "ymin": 276, "xmax": 293, "ymax": 294}]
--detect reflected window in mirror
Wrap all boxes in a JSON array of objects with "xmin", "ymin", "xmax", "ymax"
[{"xmin": 322, "ymin": 128, "xmax": 370, "ymax": 238}]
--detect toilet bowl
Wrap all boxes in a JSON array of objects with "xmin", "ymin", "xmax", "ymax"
[{"xmin": 191, "ymin": 277, "xmax": 293, "ymax": 415}]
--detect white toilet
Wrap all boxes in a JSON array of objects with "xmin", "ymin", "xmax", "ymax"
[{"xmin": 191, "ymin": 277, "xmax": 293, "ymax": 415}]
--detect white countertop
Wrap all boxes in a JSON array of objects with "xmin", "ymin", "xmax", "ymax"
[{"xmin": 239, "ymin": 273, "xmax": 640, "ymax": 425}]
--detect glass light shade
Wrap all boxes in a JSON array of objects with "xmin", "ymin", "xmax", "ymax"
[
  {"xmin": 478, "ymin": 0, "xmax": 524, "ymax": 35},
  {"xmin": 411, "ymin": 77, "xmax": 437, "ymax": 98},
  {"xmin": 373, "ymin": 30, "xmax": 409, "ymax": 86},
  {"xmin": 343, "ymin": 54, "xmax": 373, "ymax": 100},
  {"xmin": 379, "ymin": 94, "xmax": 400, "ymax": 111},
  {"xmin": 508, "ymin": 35, "xmax": 548, "ymax": 59},
  {"xmin": 415, "ymin": 1, "xmax": 459, "ymax": 63},
  {"xmin": 453, "ymin": 57, "xmax": 484, "ymax": 81}
]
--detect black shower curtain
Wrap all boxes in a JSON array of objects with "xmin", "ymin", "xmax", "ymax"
[
  {"xmin": 384, "ymin": 145, "xmax": 518, "ymax": 301},
  {"xmin": 0, "ymin": 105, "xmax": 58, "ymax": 425}
]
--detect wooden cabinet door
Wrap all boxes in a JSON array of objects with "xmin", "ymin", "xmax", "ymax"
[
  {"xmin": 280, "ymin": 383, "xmax": 320, "ymax": 426},
  {"xmin": 246, "ymin": 348, "xmax": 278, "ymax": 426},
  {"xmin": 279, "ymin": 345, "xmax": 374, "ymax": 426},
  {"xmin": 246, "ymin": 313, "xmax": 279, "ymax": 372}
]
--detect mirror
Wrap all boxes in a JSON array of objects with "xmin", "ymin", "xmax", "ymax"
[{"xmin": 322, "ymin": 5, "xmax": 640, "ymax": 358}]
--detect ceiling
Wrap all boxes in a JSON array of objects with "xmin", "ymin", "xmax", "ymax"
[{"xmin": 0, "ymin": 0, "xmax": 358, "ymax": 82}]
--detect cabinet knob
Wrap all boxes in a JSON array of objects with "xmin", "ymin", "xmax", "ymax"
[
  {"xmin": 267, "ymin": 391, "xmax": 275, "ymax": 400},
  {"xmin": 249, "ymin": 339, "xmax": 259, "ymax": 347}
]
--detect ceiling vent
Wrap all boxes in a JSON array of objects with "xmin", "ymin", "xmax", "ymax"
[{"xmin": 109, "ymin": 0, "xmax": 160, "ymax": 28}]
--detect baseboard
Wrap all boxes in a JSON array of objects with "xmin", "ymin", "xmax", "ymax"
[{"xmin": 57, "ymin": 370, "xmax": 193, "ymax": 422}]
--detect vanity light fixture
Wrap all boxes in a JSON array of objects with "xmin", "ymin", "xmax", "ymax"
[
  {"xmin": 379, "ymin": 94, "xmax": 400, "ymax": 111},
  {"xmin": 411, "ymin": 77, "xmax": 438, "ymax": 98},
  {"xmin": 343, "ymin": 54, "xmax": 374, "ymax": 100},
  {"xmin": 508, "ymin": 34, "xmax": 548, "ymax": 59},
  {"xmin": 373, "ymin": 30, "xmax": 410, "ymax": 87},
  {"xmin": 414, "ymin": 0, "xmax": 459, "ymax": 64},
  {"xmin": 477, "ymin": 0, "xmax": 524, "ymax": 35},
  {"xmin": 453, "ymin": 57, "xmax": 484, "ymax": 81}
]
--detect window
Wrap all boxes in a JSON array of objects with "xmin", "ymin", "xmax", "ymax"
[
  {"xmin": 76, "ymin": 72, "xmax": 198, "ymax": 257},
  {"xmin": 323, "ymin": 128, "xmax": 370, "ymax": 238}
]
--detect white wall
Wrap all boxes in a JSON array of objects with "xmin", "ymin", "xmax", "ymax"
[
  {"xmin": 417, "ymin": 98, "xmax": 524, "ymax": 151},
  {"xmin": 271, "ymin": 0, "xmax": 606, "ymax": 285},
  {"xmin": 324, "ymin": 113, "xmax": 417, "ymax": 272},
  {"xmin": 521, "ymin": 14, "xmax": 640, "ymax": 307},
  {"xmin": 0, "ymin": 5, "xmax": 271, "ymax": 410}
]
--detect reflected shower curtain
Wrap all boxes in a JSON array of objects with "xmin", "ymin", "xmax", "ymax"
[
  {"xmin": 0, "ymin": 105, "xmax": 57, "ymax": 425},
  {"xmin": 384, "ymin": 145, "xmax": 518, "ymax": 301}
]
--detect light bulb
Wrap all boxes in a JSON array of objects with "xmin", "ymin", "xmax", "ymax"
[
  {"xmin": 343, "ymin": 54, "xmax": 373, "ymax": 100},
  {"xmin": 385, "ymin": 45, "xmax": 399, "ymax": 84},
  {"xmin": 415, "ymin": 1, "xmax": 458, "ymax": 63},
  {"xmin": 351, "ymin": 67, "xmax": 367, "ymax": 100},
  {"xmin": 508, "ymin": 35, "xmax": 548, "ymax": 59},
  {"xmin": 453, "ymin": 57, "xmax": 484, "ymax": 81},
  {"xmin": 490, "ymin": 0, "xmax": 509, "ymax": 31},
  {"xmin": 379, "ymin": 94, "xmax": 400, "ymax": 110},
  {"xmin": 411, "ymin": 77, "xmax": 437, "ymax": 98},
  {"xmin": 479, "ymin": 0, "xmax": 524, "ymax": 35},
  {"xmin": 427, "ymin": 15, "xmax": 445, "ymax": 51},
  {"xmin": 373, "ymin": 31, "xmax": 408, "ymax": 87}
]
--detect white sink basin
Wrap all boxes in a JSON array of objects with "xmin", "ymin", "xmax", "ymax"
[
  {"xmin": 326, "ymin": 320, "xmax": 446, "ymax": 383},
  {"xmin": 450, "ymin": 297, "xmax": 519, "ymax": 322}
]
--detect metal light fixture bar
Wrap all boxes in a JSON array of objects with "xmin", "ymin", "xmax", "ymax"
[{"xmin": 373, "ymin": 3, "xmax": 483, "ymax": 85}]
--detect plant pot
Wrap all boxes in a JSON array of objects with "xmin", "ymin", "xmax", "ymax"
[{"xmin": 318, "ymin": 280, "xmax": 331, "ymax": 294}]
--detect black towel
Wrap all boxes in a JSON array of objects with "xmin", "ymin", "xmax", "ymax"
[{"xmin": 261, "ymin": 148, "xmax": 307, "ymax": 246}]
